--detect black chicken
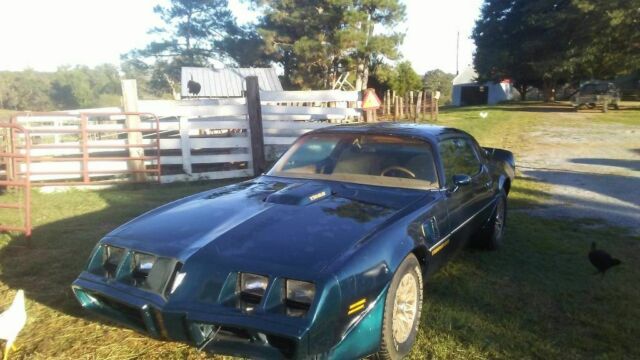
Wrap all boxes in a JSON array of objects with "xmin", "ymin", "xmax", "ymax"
[
  {"xmin": 588, "ymin": 242, "xmax": 621, "ymax": 275},
  {"xmin": 187, "ymin": 75, "xmax": 201, "ymax": 97}
]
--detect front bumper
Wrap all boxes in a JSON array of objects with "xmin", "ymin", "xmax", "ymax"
[{"xmin": 72, "ymin": 275, "xmax": 309, "ymax": 359}]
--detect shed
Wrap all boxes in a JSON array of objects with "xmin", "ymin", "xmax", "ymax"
[
  {"xmin": 181, "ymin": 67, "xmax": 283, "ymax": 98},
  {"xmin": 451, "ymin": 66, "xmax": 518, "ymax": 106}
]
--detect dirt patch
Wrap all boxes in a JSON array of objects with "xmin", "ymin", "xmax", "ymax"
[{"xmin": 516, "ymin": 117, "xmax": 639, "ymax": 233}]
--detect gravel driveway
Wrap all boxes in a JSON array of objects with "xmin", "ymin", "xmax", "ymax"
[{"xmin": 515, "ymin": 113, "xmax": 639, "ymax": 233}]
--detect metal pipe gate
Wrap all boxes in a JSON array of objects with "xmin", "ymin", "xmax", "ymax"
[
  {"xmin": 0, "ymin": 123, "xmax": 31, "ymax": 238},
  {"xmin": 0, "ymin": 112, "xmax": 162, "ymax": 238}
]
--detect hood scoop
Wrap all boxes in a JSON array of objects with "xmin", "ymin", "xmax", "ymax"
[{"xmin": 264, "ymin": 182, "xmax": 332, "ymax": 206}]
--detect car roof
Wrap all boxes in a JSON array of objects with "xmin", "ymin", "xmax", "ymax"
[{"xmin": 307, "ymin": 122, "xmax": 470, "ymax": 142}]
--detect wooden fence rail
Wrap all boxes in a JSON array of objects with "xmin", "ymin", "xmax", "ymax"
[{"xmin": 7, "ymin": 78, "xmax": 364, "ymax": 184}]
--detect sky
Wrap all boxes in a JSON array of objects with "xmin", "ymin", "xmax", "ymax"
[{"xmin": 0, "ymin": 0, "xmax": 482, "ymax": 76}]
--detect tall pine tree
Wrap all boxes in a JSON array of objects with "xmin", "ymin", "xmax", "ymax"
[
  {"xmin": 125, "ymin": 0, "xmax": 244, "ymax": 97},
  {"xmin": 253, "ymin": 0, "xmax": 405, "ymax": 89}
]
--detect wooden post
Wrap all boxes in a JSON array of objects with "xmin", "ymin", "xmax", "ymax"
[
  {"xmin": 423, "ymin": 92, "xmax": 428, "ymax": 114},
  {"xmin": 385, "ymin": 90, "xmax": 391, "ymax": 116},
  {"xmin": 409, "ymin": 91, "xmax": 414, "ymax": 119},
  {"xmin": 416, "ymin": 91, "xmax": 423, "ymax": 122},
  {"xmin": 393, "ymin": 96, "xmax": 399, "ymax": 121},
  {"xmin": 382, "ymin": 93, "xmax": 386, "ymax": 116},
  {"xmin": 429, "ymin": 91, "xmax": 434, "ymax": 121},
  {"xmin": 121, "ymin": 79, "xmax": 146, "ymax": 182},
  {"xmin": 246, "ymin": 76, "xmax": 266, "ymax": 176},
  {"xmin": 179, "ymin": 117, "xmax": 192, "ymax": 175}
]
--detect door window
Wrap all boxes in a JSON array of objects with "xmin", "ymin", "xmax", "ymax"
[{"xmin": 438, "ymin": 138, "xmax": 482, "ymax": 185}]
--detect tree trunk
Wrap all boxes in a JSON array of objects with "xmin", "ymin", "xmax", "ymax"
[
  {"xmin": 355, "ymin": 61, "xmax": 365, "ymax": 91},
  {"xmin": 542, "ymin": 78, "xmax": 555, "ymax": 102},
  {"xmin": 519, "ymin": 86, "xmax": 527, "ymax": 101}
]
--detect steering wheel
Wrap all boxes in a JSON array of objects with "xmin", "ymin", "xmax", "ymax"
[{"xmin": 380, "ymin": 166, "xmax": 416, "ymax": 179}]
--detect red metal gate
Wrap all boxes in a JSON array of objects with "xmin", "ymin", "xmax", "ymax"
[
  {"xmin": 9, "ymin": 112, "xmax": 161, "ymax": 186},
  {"xmin": 0, "ymin": 123, "xmax": 31, "ymax": 238},
  {"xmin": 0, "ymin": 112, "xmax": 162, "ymax": 238}
]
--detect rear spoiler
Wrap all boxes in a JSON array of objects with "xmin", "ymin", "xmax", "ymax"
[{"xmin": 483, "ymin": 147, "xmax": 515, "ymax": 169}]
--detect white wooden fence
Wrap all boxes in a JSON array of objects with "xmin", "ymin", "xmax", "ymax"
[{"xmin": 12, "ymin": 79, "xmax": 362, "ymax": 184}]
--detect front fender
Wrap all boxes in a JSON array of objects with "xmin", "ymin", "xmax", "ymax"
[{"xmin": 318, "ymin": 205, "xmax": 431, "ymax": 357}]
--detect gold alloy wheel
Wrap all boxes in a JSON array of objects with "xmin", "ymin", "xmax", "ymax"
[{"xmin": 392, "ymin": 272, "xmax": 418, "ymax": 344}]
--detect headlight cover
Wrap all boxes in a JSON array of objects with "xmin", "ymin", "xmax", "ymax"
[
  {"xmin": 102, "ymin": 245, "xmax": 125, "ymax": 277},
  {"xmin": 285, "ymin": 279, "xmax": 315, "ymax": 316},
  {"xmin": 239, "ymin": 273, "xmax": 269, "ymax": 302},
  {"xmin": 132, "ymin": 252, "xmax": 156, "ymax": 284}
]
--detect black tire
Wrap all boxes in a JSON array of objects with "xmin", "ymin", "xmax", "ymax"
[
  {"xmin": 479, "ymin": 192, "xmax": 507, "ymax": 250},
  {"xmin": 375, "ymin": 254, "xmax": 423, "ymax": 360}
]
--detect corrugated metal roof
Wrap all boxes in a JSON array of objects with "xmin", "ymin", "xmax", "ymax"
[
  {"xmin": 452, "ymin": 66, "xmax": 478, "ymax": 85},
  {"xmin": 181, "ymin": 67, "xmax": 283, "ymax": 98}
]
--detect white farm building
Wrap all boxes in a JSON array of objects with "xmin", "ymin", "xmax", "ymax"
[{"xmin": 451, "ymin": 66, "xmax": 519, "ymax": 106}]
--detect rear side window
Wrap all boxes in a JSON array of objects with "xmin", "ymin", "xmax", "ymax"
[{"xmin": 438, "ymin": 138, "xmax": 482, "ymax": 184}]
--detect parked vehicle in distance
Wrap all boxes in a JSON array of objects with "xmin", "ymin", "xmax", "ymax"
[
  {"xmin": 72, "ymin": 123, "xmax": 515, "ymax": 359},
  {"xmin": 573, "ymin": 81, "xmax": 621, "ymax": 110}
]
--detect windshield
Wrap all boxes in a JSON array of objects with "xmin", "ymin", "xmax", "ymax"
[
  {"xmin": 268, "ymin": 133, "xmax": 439, "ymax": 190},
  {"xmin": 580, "ymin": 83, "xmax": 609, "ymax": 95}
]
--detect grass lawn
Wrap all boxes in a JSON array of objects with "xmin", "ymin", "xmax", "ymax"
[{"xmin": 1, "ymin": 102, "xmax": 639, "ymax": 359}]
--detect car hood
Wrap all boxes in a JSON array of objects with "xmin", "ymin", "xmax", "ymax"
[{"xmin": 105, "ymin": 176, "xmax": 431, "ymax": 274}]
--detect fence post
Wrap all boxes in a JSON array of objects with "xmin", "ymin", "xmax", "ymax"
[
  {"xmin": 385, "ymin": 90, "xmax": 391, "ymax": 115},
  {"xmin": 121, "ymin": 79, "xmax": 146, "ymax": 182},
  {"xmin": 246, "ymin": 76, "xmax": 266, "ymax": 176},
  {"xmin": 430, "ymin": 92, "xmax": 435, "ymax": 121},
  {"xmin": 409, "ymin": 91, "xmax": 414, "ymax": 119},
  {"xmin": 393, "ymin": 96, "xmax": 399, "ymax": 121},
  {"xmin": 179, "ymin": 117, "xmax": 192, "ymax": 175},
  {"xmin": 423, "ymin": 92, "xmax": 428, "ymax": 114},
  {"xmin": 416, "ymin": 91, "xmax": 422, "ymax": 122}
]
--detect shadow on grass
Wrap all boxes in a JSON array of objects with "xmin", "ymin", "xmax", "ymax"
[
  {"xmin": 415, "ymin": 211, "xmax": 640, "ymax": 359},
  {"xmin": 570, "ymin": 157, "xmax": 640, "ymax": 172},
  {"xmin": 497, "ymin": 102, "xmax": 576, "ymax": 113},
  {"xmin": 0, "ymin": 180, "xmax": 241, "ymax": 320},
  {"xmin": 522, "ymin": 169, "xmax": 640, "ymax": 208}
]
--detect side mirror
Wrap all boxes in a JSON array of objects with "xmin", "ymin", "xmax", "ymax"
[
  {"xmin": 453, "ymin": 174, "xmax": 472, "ymax": 186},
  {"xmin": 449, "ymin": 174, "xmax": 471, "ymax": 193}
]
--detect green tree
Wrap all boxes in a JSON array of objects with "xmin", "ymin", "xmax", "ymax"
[
  {"xmin": 390, "ymin": 61, "xmax": 422, "ymax": 96},
  {"xmin": 0, "ymin": 70, "xmax": 52, "ymax": 111},
  {"xmin": 569, "ymin": 0, "xmax": 640, "ymax": 79},
  {"xmin": 345, "ymin": 0, "xmax": 406, "ymax": 90},
  {"xmin": 255, "ymin": 1, "xmax": 350, "ymax": 89},
  {"xmin": 473, "ymin": 0, "xmax": 640, "ymax": 101},
  {"xmin": 127, "ymin": 0, "xmax": 243, "ymax": 97},
  {"xmin": 50, "ymin": 67, "xmax": 94, "ymax": 109},
  {"xmin": 0, "ymin": 66, "xmax": 121, "ymax": 111},
  {"xmin": 49, "ymin": 65, "xmax": 121, "ymax": 109},
  {"xmin": 423, "ymin": 69, "xmax": 455, "ymax": 104},
  {"xmin": 253, "ymin": 0, "xmax": 406, "ymax": 89}
]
